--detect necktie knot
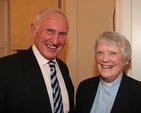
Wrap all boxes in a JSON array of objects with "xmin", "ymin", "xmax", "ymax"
[{"xmin": 48, "ymin": 61, "xmax": 55, "ymax": 67}]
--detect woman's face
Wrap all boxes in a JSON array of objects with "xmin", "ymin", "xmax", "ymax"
[{"xmin": 95, "ymin": 43, "xmax": 128, "ymax": 83}]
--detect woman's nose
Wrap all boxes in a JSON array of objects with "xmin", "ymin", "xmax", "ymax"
[{"xmin": 102, "ymin": 53, "xmax": 109, "ymax": 62}]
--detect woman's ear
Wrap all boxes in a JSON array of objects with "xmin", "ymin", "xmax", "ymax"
[
  {"xmin": 30, "ymin": 23, "xmax": 36, "ymax": 36},
  {"xmin": 124, "ymin": 60, "xmax": 129, "ymax": 66}
]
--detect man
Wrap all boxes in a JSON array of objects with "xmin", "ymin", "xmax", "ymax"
[
  {"xmin": 75, "ymin": 31, "xmax": 141, "ymax": 113},
  {"xmin": 0, "ymin": 8, "xmax": 74, "ymax": 113}
]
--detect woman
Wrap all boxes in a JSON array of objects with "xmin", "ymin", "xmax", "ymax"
[{"xmin": 75, "ymin": 31, "xmax": 141, "ymax": 113}]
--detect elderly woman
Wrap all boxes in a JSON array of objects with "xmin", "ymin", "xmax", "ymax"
[{"xmin": 75, "ymin": 31, "xmax": 141, "ymax": 113}]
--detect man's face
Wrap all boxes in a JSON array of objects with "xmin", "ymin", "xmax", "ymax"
[
  {"xmin": 95, "ymin": 43, "xmax": 128, "ymax": 83},
  {"xmin": 31, "ymin": 13, "xmax": 68, "ymax": 60}
]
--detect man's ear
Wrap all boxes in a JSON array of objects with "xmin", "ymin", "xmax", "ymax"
[{"xmin": 30, "ymin": 23, "xmax": 36, "ymax": 36}]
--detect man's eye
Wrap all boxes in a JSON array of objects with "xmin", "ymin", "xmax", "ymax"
[
  {"xmin": 110, "ymin": 52, "xmax": 116, "ymax": 54},
  {"xmin": 46, "ymin": 29, "xmax": 54, "ymax": 33},
  {"xmin": 59, "ymin": 32, "xmax": 67, "ymax": 37}
]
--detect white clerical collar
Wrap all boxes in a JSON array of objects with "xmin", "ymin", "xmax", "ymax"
[{"xmin": 100, "ymin": 73, "xmax": 123, "ymax": 87}]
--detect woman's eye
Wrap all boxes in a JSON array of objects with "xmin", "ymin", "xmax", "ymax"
[
  {"xmin": 98, "ymin": 51, "xmax": 102, "ymax": 54},
  {"xmin": 96, "ymin": 51, "xmax": 103, "ymax": 55},
  {"xmin": 109, "ymin": 52, "xmax": 117, "ymax": 56}
]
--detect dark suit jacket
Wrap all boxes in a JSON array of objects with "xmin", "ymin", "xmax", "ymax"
[
  {"xmin": 0, "ymin": 47, "xmax": 74, "ymax": 113},
  {"xmin": 75, "ymin": 72, "xmax": 141, "ymax": 113}
]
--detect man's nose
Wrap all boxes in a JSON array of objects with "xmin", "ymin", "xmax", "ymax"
[{"xmin": 52, "ymin": 34, "xmax": 60, "ymax": 45}]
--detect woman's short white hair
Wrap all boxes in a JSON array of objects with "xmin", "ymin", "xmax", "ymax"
[{"xmin": 95, "ymin": 31, "xmax": 132, "ymax": 62}]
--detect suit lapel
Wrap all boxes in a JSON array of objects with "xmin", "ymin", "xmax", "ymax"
[
  {"xmin": 57, "ymin": 58, "xmax": 72, "ymax": 93},
  {"xmin": 78, "ymin": 77, "xmax": 100, "ymax": 113},
  {"xmin": 21, "ymin": 47, "xmax": 52, "ymax": 112},
  {"xmin": 111, "ymin": 73, "xmax": 130, "ymax": 113},
  {"xmin": 85, "ymin": 77, "xmax": 100, "ymax": 112},
  {"xmin": 56, "ymin": 58, "xmax": 74, "ymax": 112}
]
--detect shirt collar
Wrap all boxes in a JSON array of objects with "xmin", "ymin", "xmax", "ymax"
[
  {"xmin": 100, "ymin": 72, "xmax": 123, "ymax": 87},
  {"xmin": 32, "ymin": 44, "xmax": 56, "ymax": 66}
]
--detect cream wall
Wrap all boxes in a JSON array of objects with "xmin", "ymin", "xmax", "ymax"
[
  {"xmin": 64, "ymin": 0, "xmax": 115, "ymax": 91},
  {"xmin": 1, "ymin": 0, "xmax": 141, "ymax": 97},
  {"xmin": 0, "ymin": 0, "xmax": 11, "ymax": 58},
  {"xmin": 132, "ymin": 0, "xmax": 141, "ymax": 80},
  {"xmin": 115, "ymin": 0, "xmax": 141, "ymax": 81},
  {"xmin": 10, "ymin": 0, "xmax": 58, "ymax": 50},
  {"xmin": 1, "ymin": 0, "xmax": 115, "ymax": 92}
]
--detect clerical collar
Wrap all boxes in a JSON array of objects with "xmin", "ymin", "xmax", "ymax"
[{"xmin": 100, "ymin": 73, "xmax": 123, "ymax": 87}]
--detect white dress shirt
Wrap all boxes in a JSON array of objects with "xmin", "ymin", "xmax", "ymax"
[
  {"xmin": 32, "ymin": 44, "xmax": 69, "ymax": 113},
  {"xmin": 90, "ymin": 74, "xmax": 122, "ymax": 113}
]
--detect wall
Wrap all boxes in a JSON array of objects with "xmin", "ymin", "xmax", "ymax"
[
  {"xmin": 0, "ymin": 0, "xmax": 11, "ymax": 57},
  {"xmin": 10, "ymin": 0, "xmax": 58, "ymax": 50},
  {"xmin": 64, "ymin": 0, "xmax": 115, "ymax": 91},
  {"xmin": 115, "ymin": 0, "xmax": 141, "ymax": 81},
  {"xmin": 0, "ymin": 0, "xmax": 115, "ymax": 92}
]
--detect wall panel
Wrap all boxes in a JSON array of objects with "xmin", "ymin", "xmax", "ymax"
[{"xmin": 10, "ymin": 0, "xmax": 58, "ymax": 50}]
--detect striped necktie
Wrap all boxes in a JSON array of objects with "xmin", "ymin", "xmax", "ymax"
[{"xmin": 48, "ymin": 61, "xmax": 64, "ymax": 113}]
